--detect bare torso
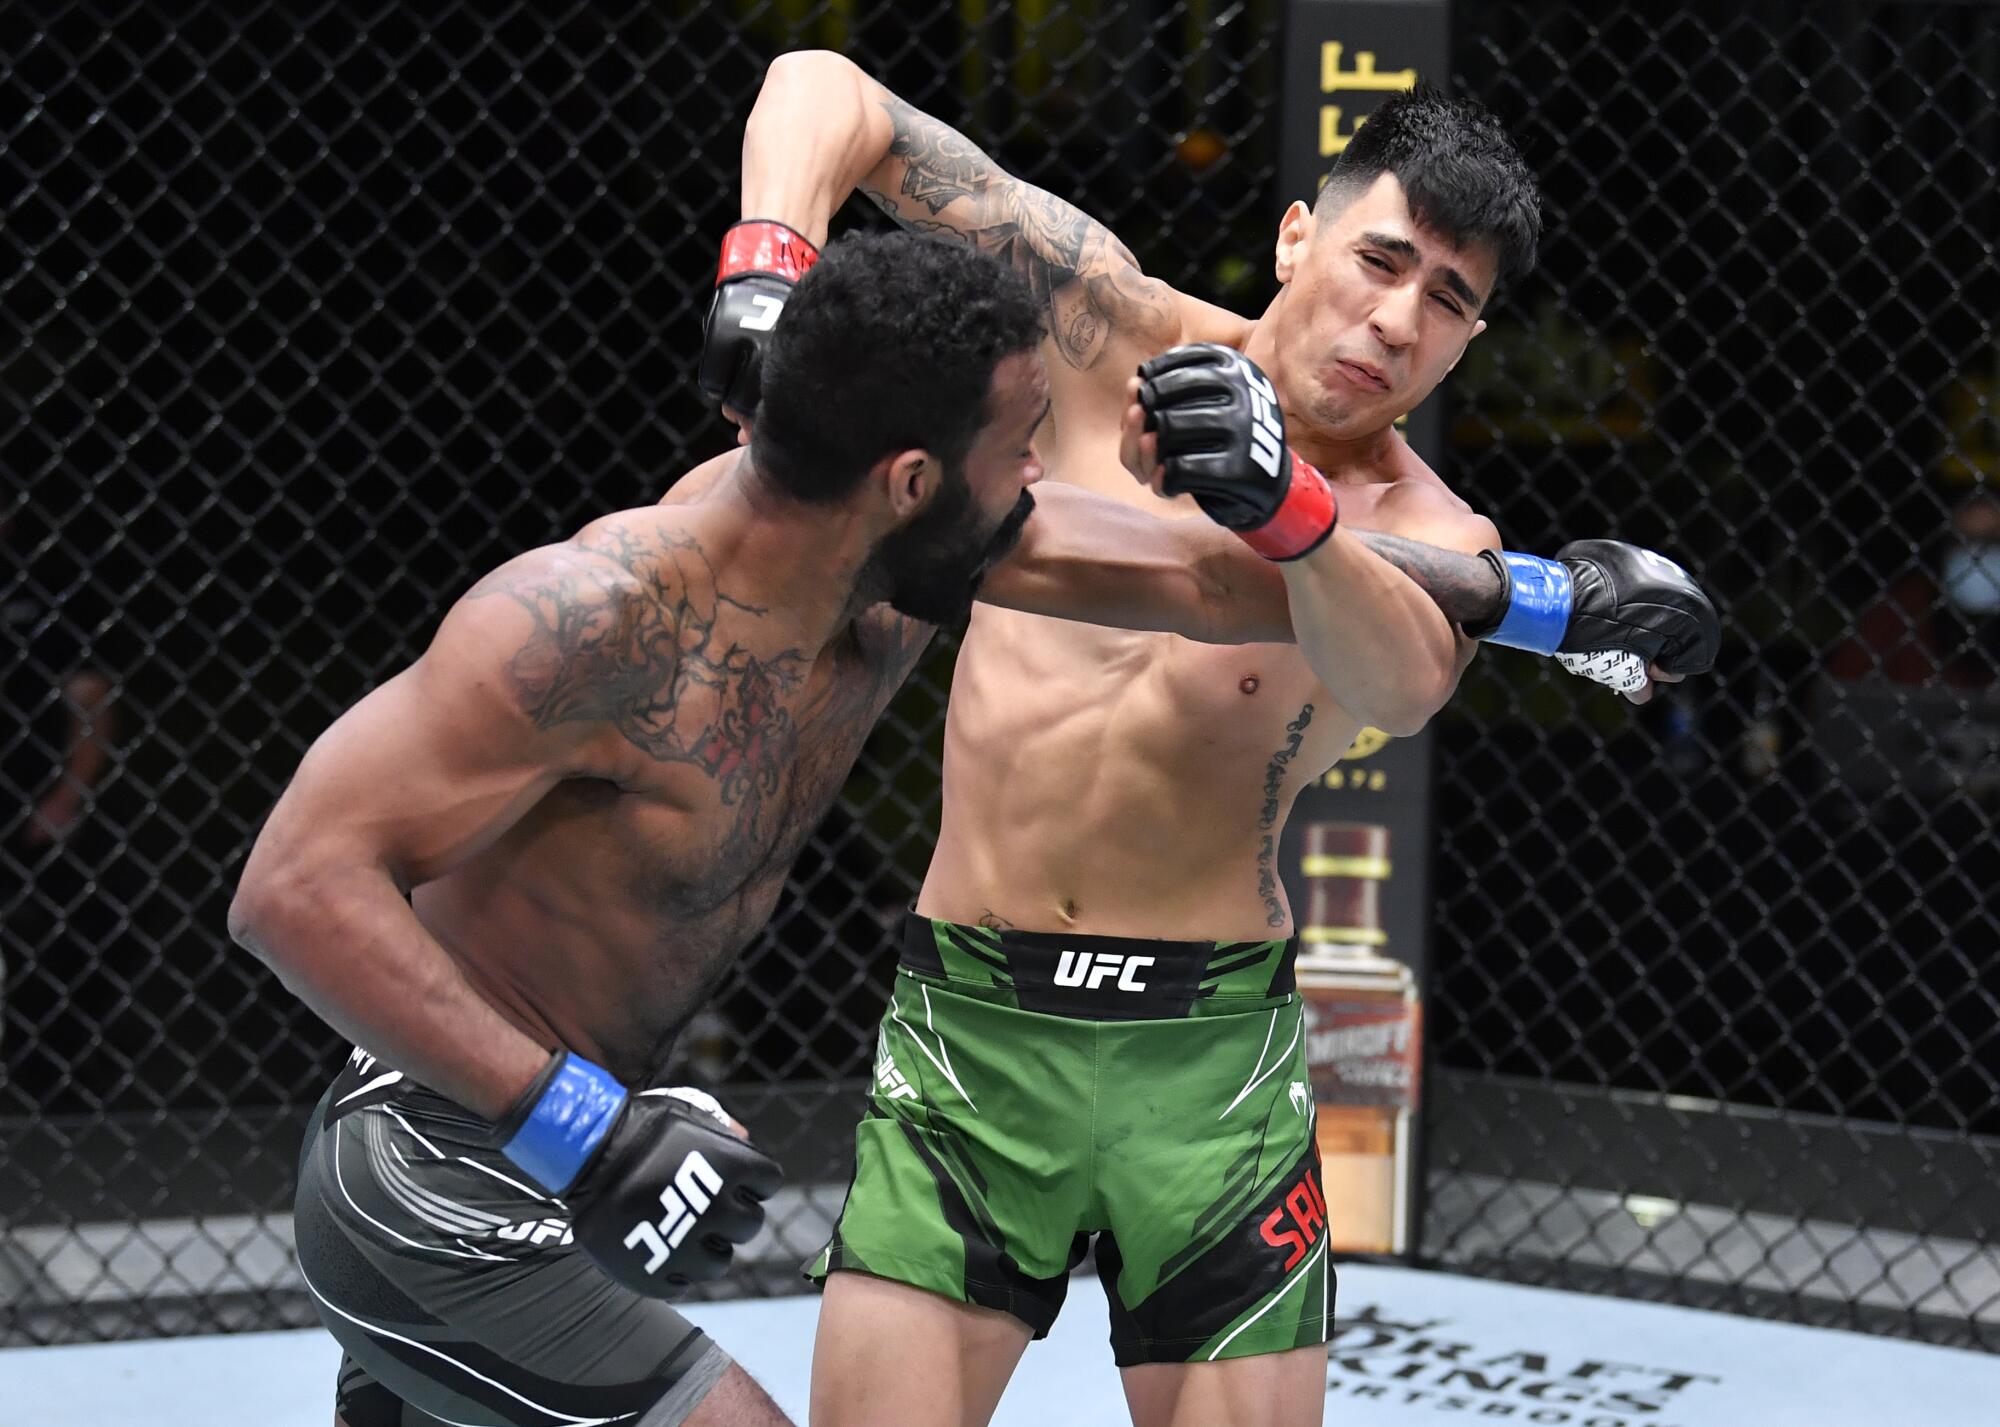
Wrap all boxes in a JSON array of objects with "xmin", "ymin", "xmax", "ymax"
[
  {"xmin": 920, "ymin": 357, "xmax": 1459, "ymax": 941},
  {"xmin": 417, "ymin": 455, "xmax": 930, "ymax": 1084}
]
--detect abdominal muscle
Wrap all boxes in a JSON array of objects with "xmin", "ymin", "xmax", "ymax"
[{"xmin": 917, "ymin": 603, "xmax": 1363, "ymax": 942}]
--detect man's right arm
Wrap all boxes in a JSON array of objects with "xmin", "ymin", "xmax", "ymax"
[
  {"xmin": 979, "ymin": 481, "xmax": 1511, "ymax": 648},
  {"xmin": 741, "ymin": 50, "xmax": 1183, "ymax": 375},
  {"xmin": 227, "ymin": 549, "xmax": 609, "ymax": 1120}
]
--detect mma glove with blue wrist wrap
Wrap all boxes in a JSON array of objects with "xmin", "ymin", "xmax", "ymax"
[
  {"xmin": 493, "ymin": 1050, "xmax": 782, "ymax": 1297},
  {"xmin": 698, "ymin": 219, "xmax": 820, "ymax": 416},
  {"xmin": 1467, "ymin": 541, "xmax": 1721, "ymax": 677}
]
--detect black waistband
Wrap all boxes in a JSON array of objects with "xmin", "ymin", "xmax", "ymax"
[{"xmin": 899, "ymin": 913, "xmax": 1299, "ymax": 1020}]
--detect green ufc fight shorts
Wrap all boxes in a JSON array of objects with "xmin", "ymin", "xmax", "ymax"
[{"xmin": 809, "ymin": 914, "xmax": 1333, "ymax": 1365}]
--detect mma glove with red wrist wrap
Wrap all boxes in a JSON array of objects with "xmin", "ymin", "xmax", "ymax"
[
  {"xmin": 1136, "ymin": 343, "xmax": 1339, "ymax": 561},
  {"xmin": 698, "ymin": 219, "xmax": 820, "ymax": 416}
]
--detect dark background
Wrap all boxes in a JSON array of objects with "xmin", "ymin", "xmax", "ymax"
[{"xmin": 3, "ymin": 0, "xmax": 1994, "ymax": 1346}]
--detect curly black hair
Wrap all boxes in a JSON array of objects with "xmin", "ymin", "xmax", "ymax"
[{"xmin": 752, "ymin": 231, "xmax": 1044, "ymax": 502}]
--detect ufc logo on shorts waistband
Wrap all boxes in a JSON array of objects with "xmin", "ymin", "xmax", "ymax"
[
  {"xmin": 1052, "ymin": 950, "xmax": 1156, "ymax": 991},
  {"xmin": 622, "ymin": 1151, "xmax": 724, "ymax": 1274}
]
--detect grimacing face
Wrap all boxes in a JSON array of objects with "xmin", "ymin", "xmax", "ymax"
[{"xmin": 1273, "ymin": 171, "xmax": 1498, "ymax": 440}]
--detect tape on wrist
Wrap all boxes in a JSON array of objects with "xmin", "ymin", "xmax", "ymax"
[
  {"xmin": 717, "ymin": 219, "xmax": 820, "ymax": 285},
  {"xmin": 499, "ymin": 1051, "xmax": 628, "ymax": 1195},
  {"xmin": 1482, "ymin": 552, "xmax": 1574, "ymax": 655},
  {"xmin": 1239, "ymin": 451, "xmax": 1338, "ymax": 562}
]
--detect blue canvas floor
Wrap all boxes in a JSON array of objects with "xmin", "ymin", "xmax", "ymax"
[{"xmin": 6, "ymin": 1262, "xmax": 1996, "ymax": 1425}]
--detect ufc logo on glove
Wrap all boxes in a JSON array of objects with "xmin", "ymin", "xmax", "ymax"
[
  {"xmin": 623, "ymin": 1150, "xmax": 725, "ymax": 1274},
  {"xmin": 1239, "ymin": 359, "xmax": 1284, "ymax": 479},
  {"xmin": 738, "ymin": 294, "xmax": 785, "ymax": 332},
  {"xmin": 496, "ymin": 1051, "xmax": 784, "ymax": 1298}
]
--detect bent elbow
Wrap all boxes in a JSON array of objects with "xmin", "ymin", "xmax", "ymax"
[
  {"xmin": 227, "ymin": 861, "xmax": 320, "ymax": 968},
  {"xmin": 226, "ymin": 879, "xmax": 282, "ymax": 962},
  {"xmin": 1369, "ymin": 702, "xmax": 1435, "ymax": 740},
  {"xmin": 763, "ymin": 48, "xmax": 856, "ymax": 91},
  {"xmin": 1370, "ymin": 664, "xmax": 1456, "ymax": 738}
]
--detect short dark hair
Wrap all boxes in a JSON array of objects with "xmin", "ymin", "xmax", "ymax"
[
  {"xmin": 752, "ymin": 232, "xmax": 1044, "ymax": 502},
  {"xmin": 1315, "ymin": 84, "xmax": 1542, "ymax": 293}
]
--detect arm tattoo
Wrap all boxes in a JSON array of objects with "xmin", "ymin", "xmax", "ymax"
[
  {"xmin": 1349, "ymin": 531, "xmax": 1505, "ymax": 631},
  {"xmin": 471, "ymin": 529, "xmax": 808, "ymax": 814},
  {"xmin": 1255, "ymin": 703, "xmax": 1315, "ymax": 928},
  {"xmin": 869, "ymin": 97, "xmax": 1173, "ymax": 370}
]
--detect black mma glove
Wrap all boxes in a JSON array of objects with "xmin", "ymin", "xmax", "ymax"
[
  {"xmin": 1557, "ymin": 539, "xmax": 1721, "ymax": 675},
  {"xmin": 1465, "ymin": 540, "xmax": 1720, "ymax": 677},
  {"xmin": 494, "ymin": 1051, "xmax": 782, "ymax": 1296},
  {"xmin": 698, "ymin": 219, "xmax": 820, "ymax": 416},
  {"xmin": 1135, "ymin": 342, "xmax": 1339, "ymax": 561}
]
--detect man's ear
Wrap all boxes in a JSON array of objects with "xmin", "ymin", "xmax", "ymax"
[
  {"xmin": 1443, "ymin": 318, "xmax": 1489, "ymax": 377},
  {"xmin": 877, "ymin": 448, "xmax": 937, "ymax": 525},
  {"xmin": 1274, "ymin": 200, "xmax": 1313, "ymax": 285}
]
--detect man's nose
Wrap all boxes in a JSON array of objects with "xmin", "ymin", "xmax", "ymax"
[{"xmin": 1371, "ymin": 283, "xmax": 1421, "ymax": 349}]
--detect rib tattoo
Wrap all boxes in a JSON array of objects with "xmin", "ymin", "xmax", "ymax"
[{"xmin": 1255, "ymin": 703, "xmax": 1316, "ymax": 928}]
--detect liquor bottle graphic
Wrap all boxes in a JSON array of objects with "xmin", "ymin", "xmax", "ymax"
[{"xmin": 1295, "ymin": 819, "xmax": 1419, "ymax": 1254}]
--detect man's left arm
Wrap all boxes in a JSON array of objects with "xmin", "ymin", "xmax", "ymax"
[{"xmin": 1275, "ymin": 499, "xmax": 1494, "ymax": 734}]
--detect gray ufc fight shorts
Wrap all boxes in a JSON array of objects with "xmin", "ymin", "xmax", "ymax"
[{"xmin": 294, "ymin": 1049, "xmax": 731, "ymax": 1426}]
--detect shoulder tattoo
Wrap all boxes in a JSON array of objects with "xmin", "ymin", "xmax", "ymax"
[{"xmin": 471, "ymin": 528, "xmax": 807, "ymax": 807}]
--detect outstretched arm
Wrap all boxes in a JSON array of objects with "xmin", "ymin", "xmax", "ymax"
[
  {"xmin": 976, "ymin": 484, "xmax": 1291, "ymax": 643},
  {"xmin": 977, "ymin": 483, "xmax": 1512, "ymax": 652}
]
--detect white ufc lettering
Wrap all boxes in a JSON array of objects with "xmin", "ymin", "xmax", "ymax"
[
  {"xmin": 740, "ymin": 294, "xmax": 785, "ymax": 332},
  {"xmin": 495, "ymin": 1216, "xmax": 573, "ymax": 1245},
  {"xmin": 621, "ymin": 1151, "xmax": 725, "ymax": 1275},
  {"xmin": 1052, "ymin": 951, "xmax": 1155, "ymax": 992},
  {"xmin": 1241, "ymin": 364, "xmax": 1284, "ymax": 478}
]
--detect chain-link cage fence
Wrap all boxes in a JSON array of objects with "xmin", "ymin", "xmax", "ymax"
[
  {"xmin": 2, "ymin": 0, "xmax": 1995, "ymax": 1359},
  {"xmin": 0, "ymin": 0, "xmax": 1282, "ymax": 1343},
  {"xmin": 1429, "ymin": 0, "xmax": 2000, "ymax": 1350}
]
